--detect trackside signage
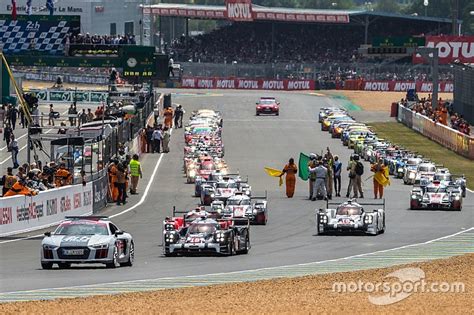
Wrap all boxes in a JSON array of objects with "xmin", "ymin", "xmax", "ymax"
[
  {"xmin": 343, "ymin": 80, "xmax": 453, "ymax": 92},
  {"xmin": 0, "ymin": 182, "xmax": 93, "ymax": 237},
  {"xmin": 413, "ymin": 36, "xmax": 474, "ymax": 64},
  {"xmin": 181, "ymin": 77, "xmax": 314, "ymax": 90},
  {"xmin": 225, "ymin": 0, "xmax": 253, "ymax": 22}
]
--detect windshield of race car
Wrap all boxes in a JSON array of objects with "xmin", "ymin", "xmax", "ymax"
[
  {"xmin": 201, "ymin": 163, "xmax": 215, "ymax": 170},
  {"xmin": 434, "ymin": 174, "xmax": 451, "ymax": 181},
  {"xmin": 419, "ymin": 166, "xmax": 436, "ymax": 172},
  {"xmin": 54, "ymin": 222, "xmax": 109, "ymax": 235},
  {"xmin": 187, "ymin": 223, "xmax": 217, "ymax": 234},
  {"xmin": 426, "ymin": 186, "xmax": 447, "ymax": 193},
  {"xmin": 227, "ymin": 198, "xmax": 251, "ymax": 206},
  {"xmin": 259, "ymin": 99, "xmax": 276, "ymax": 105},
  {"xmin": 336, "ymin": 206, "xmax": 363, "ymax": 216}
]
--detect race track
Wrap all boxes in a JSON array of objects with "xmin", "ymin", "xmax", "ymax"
[{"xmin": 0, "ymin": 90, "xmax": 472, "ymax": 294}]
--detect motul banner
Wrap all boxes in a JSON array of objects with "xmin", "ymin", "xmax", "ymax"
[
  {"xmin": 225, "ymin": 0, "xmax": 253, "ymax": 22},
  {"xmin": 413, "ymin": 36, "xmax": 474, "ymax": 64},
  {"xmin": 344, "ymin": 80, "xmax": 454, "ymax": 93},
  {"xmin": 181, "ymin": 77, "xmax": 315, "ymax": 90}
]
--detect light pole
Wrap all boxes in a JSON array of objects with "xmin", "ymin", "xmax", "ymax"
[{"xmin": 424, "ymin": 0, "xmax": 428, "ymax": 17}]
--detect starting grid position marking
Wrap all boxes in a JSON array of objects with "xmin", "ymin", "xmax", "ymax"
[{"xmin": 0, "ymin": 228, "xmax": 472, "ymax": 302}]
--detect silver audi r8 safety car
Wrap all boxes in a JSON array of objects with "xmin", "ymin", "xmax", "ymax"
[
  {"xmin": 41, "ymin": 216, "xmax": 134, "ymax": 269},
  {"xmin": 316, "ymin": 199, "xmax": 385, "ymax": 235}
]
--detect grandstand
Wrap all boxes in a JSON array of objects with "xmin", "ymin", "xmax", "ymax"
[{"xmin": 144, "ymin": 3, "xmax": 455, "ymax": 64}]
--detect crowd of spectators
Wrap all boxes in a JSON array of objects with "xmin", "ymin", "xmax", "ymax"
[
  {"xmin": 67, "ymin": 33, "xmax": 136, "ymax": 45},
  {"xmin": 406, "ymin": 96, "xmax": 471, "ymax": 135}
]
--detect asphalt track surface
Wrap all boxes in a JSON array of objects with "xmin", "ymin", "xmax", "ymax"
[{"xmin": 0, "ymin": 90, "xmax": 472, "ymax": 293}]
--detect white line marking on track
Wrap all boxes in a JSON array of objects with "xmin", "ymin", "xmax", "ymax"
[{"xmin": 1, "ymin": 227, "xmax": 472, "ymax": 294}]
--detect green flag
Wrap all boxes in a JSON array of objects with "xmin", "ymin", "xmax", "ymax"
[{"xmin": 298, "ymin": 152, "xmax": 310, "ymax": 181}]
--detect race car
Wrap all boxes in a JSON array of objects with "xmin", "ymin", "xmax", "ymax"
[
  {"xmin": 200, "ymin": 176, "xmax": 244, "ymax": 206},
  {"xmin": 316, "ymin": 199, "xmax": 385, "ymax": 235},
  {"xmin": 162, "ymin": 217, "xmax": 250, "ymax": 256},
  {"xmin": 41, "ymin": 216, "xmax": 134, "ymax": 269},
  {"xmin": 256, "ymin": 97, "xmax": 279, "ymax": 116},
  {"xmin": 410, "ymin": 182, "xmax": 463, "ymax": 210},
  {"xmin": 224, "ymin": 193, "xmax": 268, "ymax": 225},
  {"xmin": 402, "ymin": 157, "xmax": 423, "ymax": 185},
  {"xmin": 434, "ymin": 168, "xmax": 467, "ymax": 198},
  {"xmin": 413, "ymin": 162, "xmax": 437, "ymax": 185}
]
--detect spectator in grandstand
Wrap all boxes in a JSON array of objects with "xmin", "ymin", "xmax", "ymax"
[{"xmin": 70, "ymin": 33, "xmax": 136, "ymax": 45}]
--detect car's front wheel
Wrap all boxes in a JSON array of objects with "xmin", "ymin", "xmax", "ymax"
[
  {"xmin": 106, "ymin": 247, "xmax": 120, "ymax": 268},
  {"xmin": 121, "ymin": 242, "xmax": 134, "ymax": 267},
  {"xmin": 41, "ymin": 262, "xmax": 53, "ymax": 270}
]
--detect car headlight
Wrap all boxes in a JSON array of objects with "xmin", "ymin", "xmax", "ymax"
[
  {"xmin": 189, "ymin": 170, "xmax": 196, "ymax": 177},
  {"xmin": 411, "ymin": 194, "xmax": 419, "ymax": 199},
  {"xmin": 409, "ymin": 172, "xmax": 415, "ymax": 179},
  {"xmin": 245, "ymin": 190, "xmax": 250, "ymax": 195},
  {"xmin": 454, "ymin": 195, "xmax": 460, "ymax": 201},
  {"xmin": 92, "ymin": 244, "xmax": 109, "ymax": 249},
  {"xmin": 364, "ymin": 215, "xmax": 373, "ymax": 224},
  {"xmin": 398, "ymin": 168, "xmax": 403, "ymax": 173},
  {"xmin": 165, "ymin": 233, "xmax": 176, "ymax": 243},
  {"xmin": 210, "ymin": 193, "xmax": 215, "ymax": 198},
  {"xmin": 215, "ymin": 232, "xmax": 226, "ymax": 242},
  {"xmin": 252, "ymin": 209, "xmax": 258, "ymax": 215},
  {"xmin": 319, "ymin": 215, "xmax": 328, "ymax": 223},
  {"xmin": 43, "ymin": 244, "xmax": 57, "ymax": 250}
]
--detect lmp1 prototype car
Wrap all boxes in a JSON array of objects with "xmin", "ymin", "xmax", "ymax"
[
  {"xmin": 162, "ymin": 216, "xmax": 250, "ymax": 256},
  {"xmin": 256, "ymin": 97, "xmax": 279, "ymax": 116},
  {"xmin": 410, "ymin": 181, "xmax": 463, "ymax": 210},
  {"xmin": 316, "ymin": 199, "xmax": 385, "ymax": 235},
  {"xmin": 224, "ymin": 193, "xmax": 268, "ymax": 225},
  {"xmin": 41, "ymin": 216, "xmax": 134, "ymax": 269}
]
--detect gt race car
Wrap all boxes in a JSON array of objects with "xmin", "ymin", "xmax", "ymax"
[
  {"xmin": 316, "ymin": 199, "xmax": 385, "ymax": 235},
  {"xmin": 41, "ymin": 216, "xmax": 134, "ymax": 269}
]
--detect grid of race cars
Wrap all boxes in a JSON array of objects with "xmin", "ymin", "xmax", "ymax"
[
  {"xmin": 319, "ymin": 106, "xmax": 467, "ymax": 212},
  {"xmin": 40, "ymin": 100, "xmax": 468, "ymax": 268}
]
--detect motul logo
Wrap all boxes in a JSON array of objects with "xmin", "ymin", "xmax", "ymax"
[
  {"xmin": 413, "ymin": 36, "xmax": 474, "ymax": 64},
  {"xmin": 226, "ymin": 0, "xmax": 253, "ymax": 21},
  {"xmin": 287, "ymin": 81, "xmax": 310, "ymax": 90}
]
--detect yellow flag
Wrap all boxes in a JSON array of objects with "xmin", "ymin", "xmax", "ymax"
[
  {"xmin": 264, "ymin": 167, "xmax": 284, "ymax": 186},
  {"xmin": 374, "ymin": 166, "xmax": 391, "ymax": 187}
]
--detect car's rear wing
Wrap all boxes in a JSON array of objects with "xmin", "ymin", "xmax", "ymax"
[
  {"xmin": 172, "ymin": 206, "xmax": 204, "ymax": 217},
  {"xmin": 219, "ymin": 217, "xmax": 250, "ymax": 228},
  {"xmin": 326, "ymin": 198, "xmax": 385, "ymax": 210},
  {"xmin": 251, "ymin": 191, "xmax": 268, "ymax": 200}
]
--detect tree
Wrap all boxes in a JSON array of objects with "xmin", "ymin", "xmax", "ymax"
[
  {"xmin": 403, "ymin": 0, "xmax": 474, "ymax": 34},
  {"xmin": 375, "ymin": 0, "xmax": 400, "ymax": 13}
]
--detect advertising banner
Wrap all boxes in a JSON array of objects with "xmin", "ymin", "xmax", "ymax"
[
  {"xmin": 413, "ymin": 36, "xmax": 474, "ymax": 64},
  {"xmin": 0, "ymin": 14, "xmax": 80, "ymax": 55},
  {"xmin": 181, "ymin": 77, "xmax": 315, "ymax": 91},
  {"xmin": 26, "ymin": 89, "xmax": 108, "ymax": 104},
  {"xmin": 344, "ymin": 80, "xmax": 454, "ymax": 92},
  {"xmin": 0, "ymin": 182, "xmax": 93, "ymax": 237},
  {"xmin": 225, "ymin": 0, "xmax": 253, "ymax": 22},
  {"xmin": 92, "ymin": 174, "xmax": 108, "ymax": 213},
  {"xmin": 397, "ymin": 103, "xmax": 474, "ymax": 160}
]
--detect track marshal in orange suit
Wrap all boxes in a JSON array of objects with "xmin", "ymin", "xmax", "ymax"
[{"xmin": 281, "ymin": 158, "xmax": 298, "ymax": 198}]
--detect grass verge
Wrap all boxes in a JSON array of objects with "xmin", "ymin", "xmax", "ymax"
[{"xmin": 370, "ymin": 122, "xmax": 474, "ymax": 190}]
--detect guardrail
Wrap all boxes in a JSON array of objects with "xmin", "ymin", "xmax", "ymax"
[
  {"xmin": 0, "ymin": 181, "xmax": 94, "ymax": 237},
  {"xmin": 397, "ymin": 103, "xmax": 474, "ymax": 160}
]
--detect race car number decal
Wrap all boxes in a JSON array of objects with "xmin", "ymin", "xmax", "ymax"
[
  {"xmin": 339, "ymin": 219, "xmax": 351, "ymax": 225},
  {"xmin": 62, "ymin": 236, "xmax": 91, "ymax": 243}
]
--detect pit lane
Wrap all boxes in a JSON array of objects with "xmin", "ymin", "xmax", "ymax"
[{"xmin": 0, "ymin": 89, "xmax": 472, "ymax": 294}]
